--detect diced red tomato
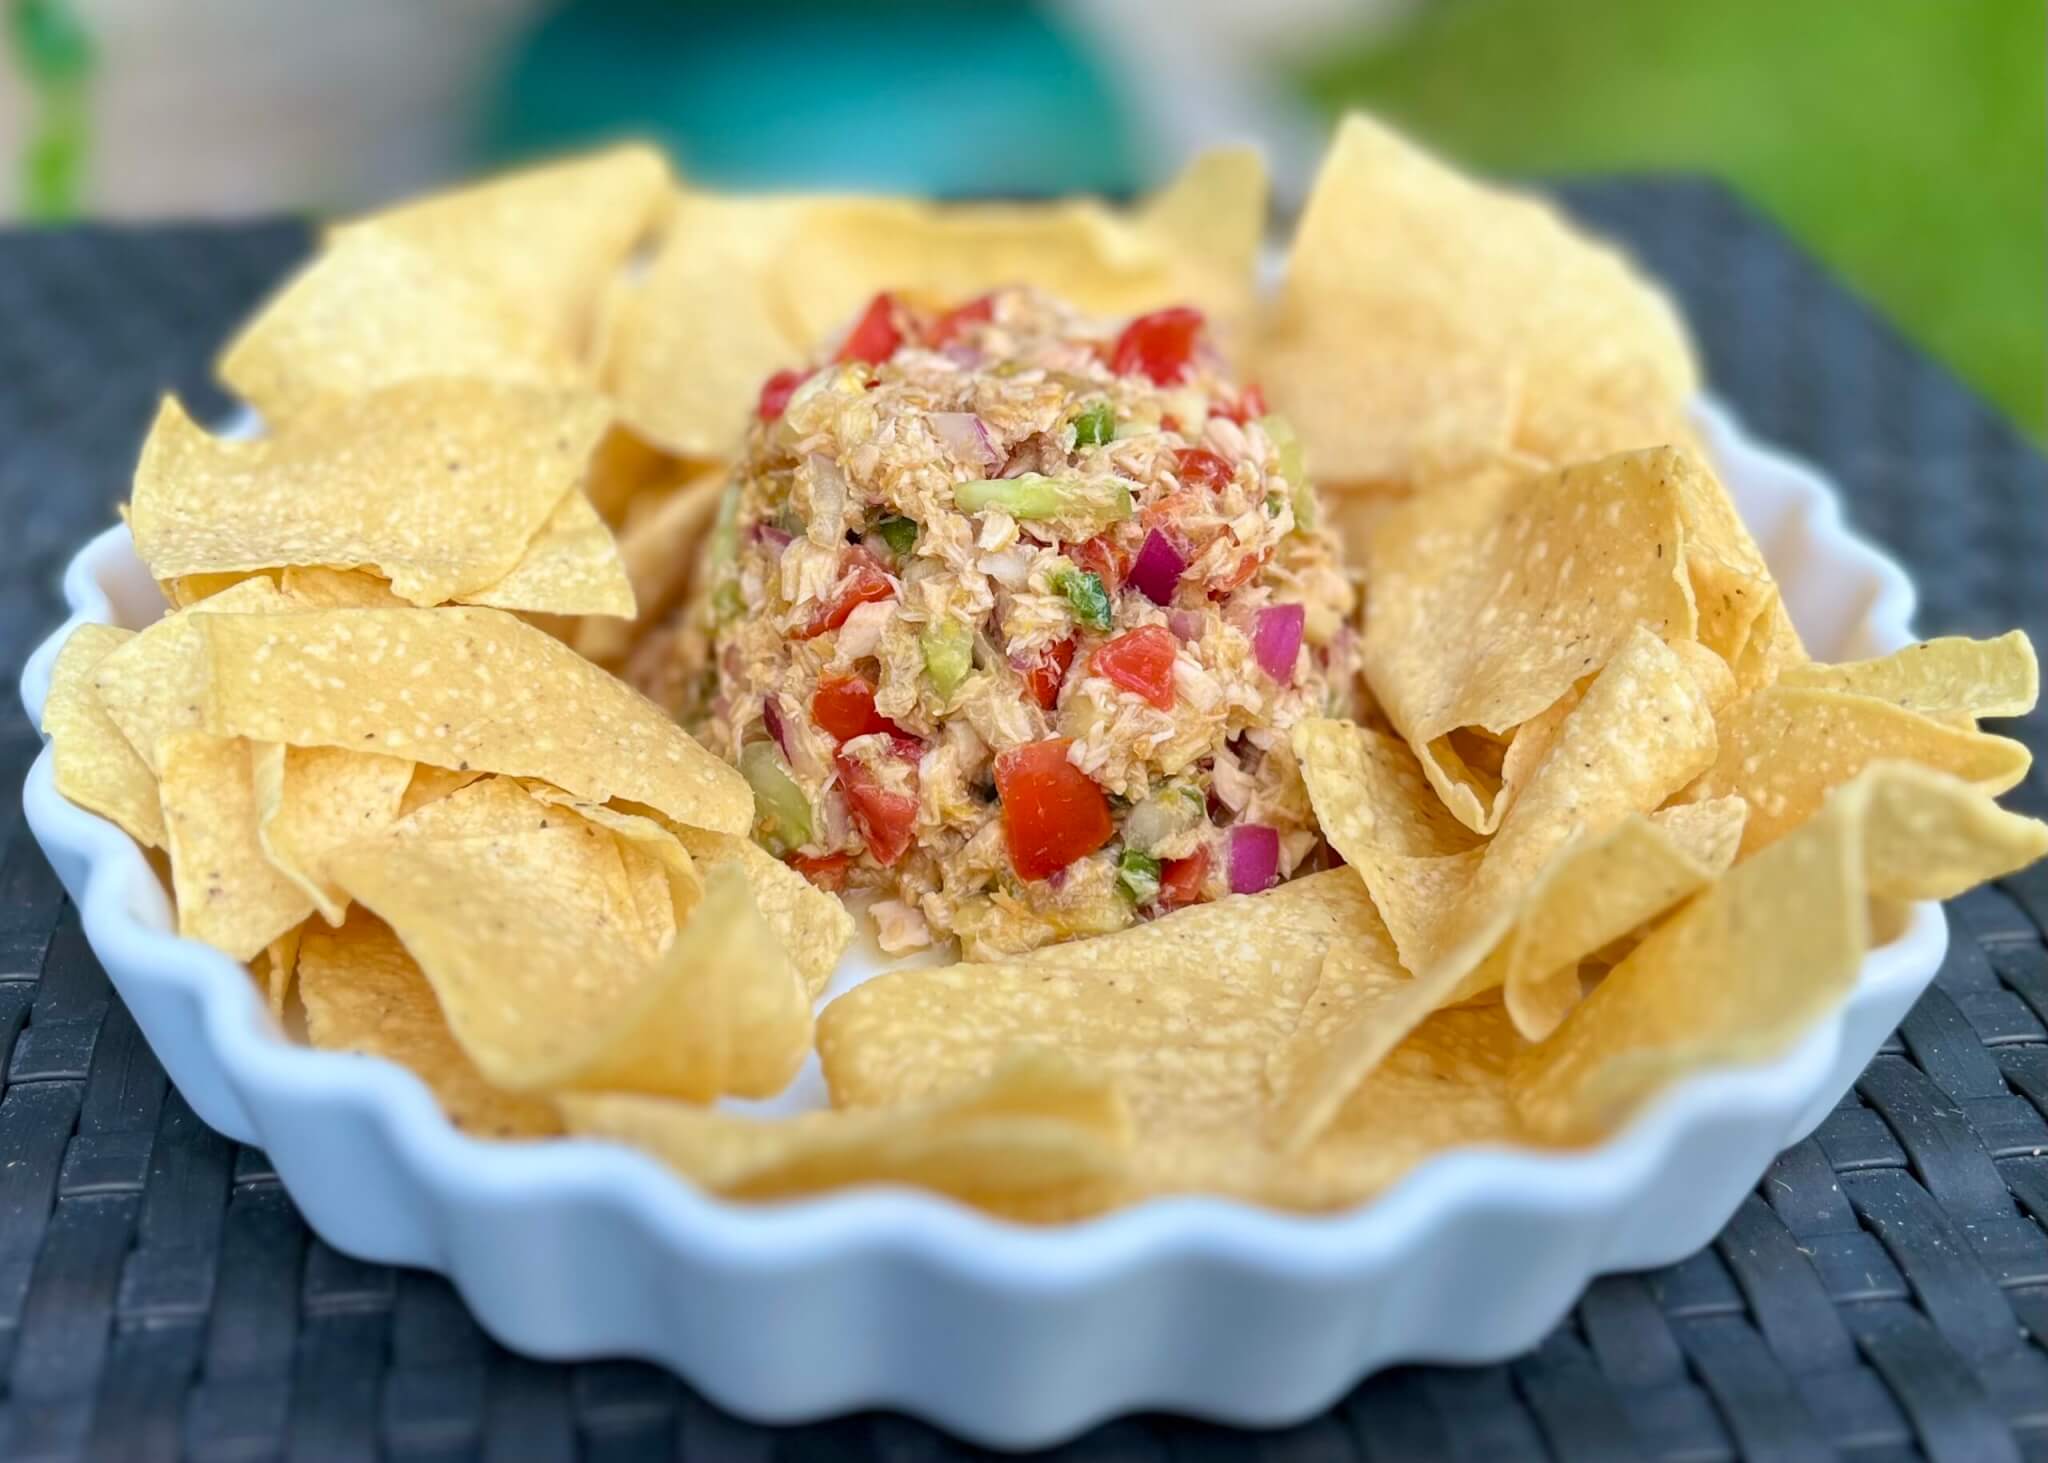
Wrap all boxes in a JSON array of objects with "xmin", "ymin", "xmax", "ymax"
[
  {"xmin": 800, "ymin": 546, "xmax": 896, "ymax": 639},
  {"xmin": 787, "ymin": 851, "xmax": 852, "ymax": 892},
  {"xmin": 926, "ymin": 293, "xmax": 994, "ymax": 347},
  {"xmin": 757, "ymin": 369, "xmax": 805, "ymax": 421},
  {"xmin": 837, "ymin": 292, "xmax": 903, "ymax": 365},
  {"xmin": 1111, "ymin": 307, "xmax": 1204, "ymax": 385},
  {"xmin": 993, "ymin": 738, "xmax": 1112, "ymax": 881},
  {"xmin": 1175, "ymin": 447, "xmax": 1234, "ymax": 494},
  {"xmin": 1209, "ymin": 547, "xmax": 1270, "ymax": 597},
  {"xmin": 834, "ymin": 750, "xmax": 918, "ymax": 866},
  {"xmin": 1091, "ymin": 625, "xmax": 1177, "ymax": 710},
  {"xmin": 1214, "ymin": 383, "xmax": 1267, "ymax": 424},
  {"xmin": 1159, "ymin": 847, "xmax": 1210, "ymax": 909},
  {"xmin": 1070, "ymin": 534, "xmax": 1131, "ymax": 590},
  {"xmin": 1018, "ymin": 637, "xmax": 1076, "ymax": 712},
  {"xmin": 811, "ymin": 674, "xmax": 902, "ymax": 743}
]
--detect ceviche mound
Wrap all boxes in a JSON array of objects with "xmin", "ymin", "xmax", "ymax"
[{"xmin": 689, "ymin": 287, "xmax": 1359, "ymax": 956}]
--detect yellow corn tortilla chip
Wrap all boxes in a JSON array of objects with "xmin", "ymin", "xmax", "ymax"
[
  {"xmin": 1254, "ymin": 114, "xmax": 1695, "ymax": 486},
  {"xmin": 157, "ymin": 732, "xmax": 312, "ymax": 961},
  {"xmin": 92, "ymin": 576, "xmax": 298, "ymax": 772},
  {"xmin": 560, "ymin": 1050, "xmax": 1130, "ymax": 1209},
  {"xmin": 42, "ymin": 624, "xmax": 166, "ymax": 848},
  {"xmin": 260, "ymin": 923, "xmax": 301, "ymax": 1018},
  {"xmin": 195, "ymin": 606, "xmax": 751, "ymax": 835},
  {"xmin": 217, "ymin": 230, "xmax": 582, "ymax": 422},
  {"xmin": 331, "ymin": 799, "xmax": 807, "ymax": 1098},
  {"xmin": 1776, "ymin": 631, "xmax": 2037, "ymax": 722},
  {"xmin": 456, "ymin": 488, "xmax": 635, "ymax": 618},
  {"xmin": 397, "ymin": 764, "xmax": 486, "ymax": 819},
  {"xmin": 1667, "ymin": 450, "xmax": 1802, "ymax": 688},
  {"xmin": 1362, "ymin": 447, "xmax": 1697, "ymax": 833},
  {"xmin": 277, "ymin": 566, "xmax": 409, "ymax": 608},
  {"xmin": 330, "ymin": 142, "xmax": 670, "ymax": 356},
  {"xmin": 161, "ymin": 571, "xmax": 268, "ymax": 609},
  {"xmin": 1280, "ymin": 641, "xmax": 1724, "ymax": 1145},
  {"xmin": 604, "ymin": 150, "xmax": 1266, "ymax": 456},
  {"xmin": 250, "ymin": 743, "xmax": 413, "ymax": 925},
  {"xmin": 299, "ymin": 911, "xmax": 561, "ymax": 1138},
  {"xmin": 672, "ymin": 826, "xmax": 853, "ymax": 999},
  {"xmin": 1513, "ymin": 763, "xmax": 2046, "ymax": 1143},
  {"xmin": 822, "ymin": 870, "xmax": 1380, "ymax": 1138},
  {"xmin": 130, "ymin": 384, "xmax": 612, "ymax": 606},
  {"xmin": 582, "ymin": 425, "xmax": 688, "ymax": 525},
  {"xmin": 572, "ymin": 468, "xmax": 727, "ymax": 666},
  {"xmin": 1681, "ymin": 684, "xmax": 2031, "ymax": 857}
]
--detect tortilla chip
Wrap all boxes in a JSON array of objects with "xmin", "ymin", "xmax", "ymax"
[
  {"xmin": 672, "ymin": 826, "xmax": 852, "ymax": 998},
  {"xmin": 604, "ymin": 151, "xmax": 1266, "ymax": 455},
  {"xmin": 331, "ymin": 795, "xmax": 807, "ymax": 1097},
  {"xmin": 92, "ymin": 576, "xmax": 297, "ymax": 772},
  {"xmin": 250, "ymin": 743, "xmax": 413, "ymax": 924},
  {"xmin": 1254, "ymin": 114, "xmax": 1695, "ymax": 485},
  {"xmin": 161, "ymin": 571, "xmax": 267, "ymax": 609},
  {"xmin": 331, "ymin": 142, "xmax": 670, "ymax": 356},
  {"xmin": 217, "ymin": 229, "xmax": 582, "ymax": 421},
  {"xmin": 1681, "ymin": 683, "xmax": 2031, "ymax": 857},
  {"xmin": 275, "ymin": 566, "xmax": 410, "ymax": 608},
  {"xmin": 1667, "ymin": 450, "xmax": 1801, "ymax": 687},
  {"xmin": 572, "ymin": 468, "xmax": 727, "ymax": 666},
  {"xmin": 261, "ymin": 923, "xmax": 302, "ymax": 1018},
  {"xmin": 559, "ymin": 1049, "xmax": 1130, "ymax": 1209},
  {"xmin": 131, "ymin": 384, "xmax": 611, "ymax": 606},
  {"xmin": 1776, "ymin": 632, "xmax": 2037, "ymax": 722},
  {"xmin": 156, "ymin": 732, "xmax": 312, "ymax": 961},
  {"xmin": 823, "ymin": 870, "xmax": 1379, "ymax": 1137},
  {"xmin": 457, "ymin": 488, "xmax": 635, "ymax": 618},
  {"xmin": 1362, "ymin": 448, "xmax": 1697, "ymax": 833},
  {"xmin": 42, "ymin": 624, "xmax": 166, "ymax": 848},
  {"xmin": 195, "ymin": 606, "xmax": 751, "ymax": 835},
  {"xmin": 299, "ymin": 911, "xmax": 561, "ymax": 1138},
  {"xmin": 582, "ymin": 425, "xmax": 689, "ymax": 526}
]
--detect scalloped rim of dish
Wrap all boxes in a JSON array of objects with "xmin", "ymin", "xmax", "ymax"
[{"xmin": 17, "ymin": 395, "xmax": 1944, "ymax": 1444}]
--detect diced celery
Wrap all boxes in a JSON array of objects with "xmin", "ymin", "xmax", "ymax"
[
  {"xmin": 1051, "ymin": 566, "xmax": 1113, "ymax": 631},
  {"xmin": 1115, "ymin": 848, "xmax": 1162, "ymax": 904},
  {"xmin": 920, "ymin": 619, "xmax": 973, "ymax": 699},
  {"xmin": 875, "ymin": 515, "xmax": 919, "ymax": 556},
  {"xmin": 708, "ymin": 478, "xmax": 742, "ymax": 564},
  {"xmin": 711, "ymin": 579, "xmax": 744, "ymax": 624},
  {"xmin": 740, "ymin": 741, "xmax": 812, "ymax": 855},
  {"xmin": 1259, "ymin": 414, "xmax": 1316, "ymax": 533},
  {"xmin": 1070, "ymin": 400, "xmax": 1115, "ymax": 447},
  {"xmin": 954, "ymin": 473, "xmax": 1132, "ymax": 527}
]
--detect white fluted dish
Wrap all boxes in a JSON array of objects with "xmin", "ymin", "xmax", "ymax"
[{"xmin": 19, "ymin": 397, "xmax": 1940, "ymax": 1449}]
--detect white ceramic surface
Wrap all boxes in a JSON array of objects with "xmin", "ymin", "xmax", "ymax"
[{"xmin": 18, "ymin": 397, "xmax": 1941, "ymax": 1448}]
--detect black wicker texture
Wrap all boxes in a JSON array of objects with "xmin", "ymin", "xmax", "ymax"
[{"xmin": 0, "ymin": 180, "xmax": 2042, "ymax": 1461}]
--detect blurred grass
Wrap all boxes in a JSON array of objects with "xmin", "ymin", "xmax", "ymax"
[{"xmin": 1298, "ymin": 0, "xmax": 2045, "ymax": 436}]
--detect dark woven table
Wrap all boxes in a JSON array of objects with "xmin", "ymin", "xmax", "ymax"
[{"xmin": 1, "ymin": 179, "xmax": 2045, "ymax": 1462}]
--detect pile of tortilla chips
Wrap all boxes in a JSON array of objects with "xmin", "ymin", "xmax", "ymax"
[{"xmin": 40, "ymin": 117, "xmax": 2048, "ymax": 1218}]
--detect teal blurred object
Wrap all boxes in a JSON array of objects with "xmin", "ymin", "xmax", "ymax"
[{"xmin": 486, "ymin": 0, "xmax": 1140, "ymax": 196}]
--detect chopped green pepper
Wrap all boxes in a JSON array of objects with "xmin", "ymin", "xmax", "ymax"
[
  {"xmin": 875, "ymin": 515, "xmax": 919, "ymax": 556},
  {"xmin": 740, "ymin": 741, "xmax": 812, "ymax": 855},
  {"xmin": 954, "ymin": 473, "xmax": 1132, "ymax": 527},
  {"xmin": 1070, "ymin": 400, "xmax": 1115, "ymax": 447},
  {"xmin": 920, "ymin": 619, "xmax": 974, "ymax": 699},
  {"xmin": 1115, "ymin": 848, "xmax": 1162, "ymax": 904},
  {"xmin": 1259, "ymin": 414, "xmax": 1316, "ymax": 532},
  {"xmin": 1051, "ymin": 566, "xmax": 1113, "ymax": 631}
]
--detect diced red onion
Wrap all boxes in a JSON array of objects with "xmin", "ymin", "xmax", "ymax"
[
  {"xmin": 751, "ymin": 522, "xmax": 793, "ymax": 548},
  {"xmin": 1167, "ymin": 609, "xmax": 1205, "ymax": 642},
  {"xmin": 1227, "ymin": 824, "xmax": 1280, "ymax": 895},
  {"xmin": 941, "ymin": 343, "xmax": 983, "ymax": 369},
  {"xmin": 1128, "ymin": 528, "xmax": 1188, "ymax": 606},
  {"xmin": 931, "ymin": 411, "xmax": 1000, "ymax": 472},
  {"xmin": 761, "ymin": 696, "xmax": 793, "ymax": 760},
  {"xmin": 1252, "ymin": 603, "xmax": 1305, "ymax": 683}
]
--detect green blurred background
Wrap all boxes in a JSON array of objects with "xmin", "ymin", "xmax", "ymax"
[{"xmin": 8, "ymin": 0, "xmax": 2041, "ymax": 434}]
